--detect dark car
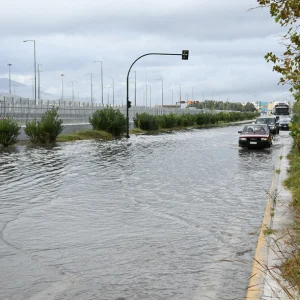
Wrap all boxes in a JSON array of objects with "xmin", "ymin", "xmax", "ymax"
[
  {"xmin": 238, "ymin": 124, "xmax": 272, "ymax": 148},
  {"xmin": 254, "ymin": 116, "xmax": 279, "ymax": 134}
]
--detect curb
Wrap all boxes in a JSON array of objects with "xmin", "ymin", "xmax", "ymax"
[{"xmin": 245, "ymin": 144, "xmax": 283, "ymax": 299}]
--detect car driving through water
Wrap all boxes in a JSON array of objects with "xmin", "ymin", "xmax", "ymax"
[
  {"xmin": 254, "ymin": 116, "xmax": 279, "ymax": 134},
  {"xmin": 238, "ymin": 124, "xmax": 272, "ymax": 149}
]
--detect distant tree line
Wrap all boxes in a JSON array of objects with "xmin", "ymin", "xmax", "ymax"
[{"xmin": 188, "ymin": 100, "xmax": 257, "ymax": 112}]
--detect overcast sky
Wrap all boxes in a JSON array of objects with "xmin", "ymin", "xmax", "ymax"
[{"xmin": 0, "ymin": 0, "xmax": 292, "ymax": 105}]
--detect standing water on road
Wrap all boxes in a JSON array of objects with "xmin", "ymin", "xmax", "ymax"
[{"xmin": 0, "ymin": 126, "xmax": 283, "ymax": 300}]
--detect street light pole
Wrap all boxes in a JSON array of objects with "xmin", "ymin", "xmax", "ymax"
[
  {"xmin": 109, "ymin": 77, "xmax": 114, "ymax": 106},
  {"xmin": 134, "ymin": 71, "xmax": 137, "ymax": 106},
  {"xmin": 85, "ymin": 73, "xmax": 93, "ymax": 104},
  {"xmin": 104, "ymin": 86, "xmax": 111, "ymax": 105},
  {"xmin": 69, "ymin": 81, "xmax": 77, "ymax": 101},
  {"xmin": 175, "ymin": 84, "xmax": 181, "ymax": 102},
  {"xmin": 94, "ymin": 61, "xmax": 103, "ymax": 105},
  {"xmin": 61, "ymin": 74, "xmax": 65, "ymax": 101},
  {"xmin": 7, "ymin": 64, "xmax": 12, "ymax": 94},
  {"xmin": 157, "ymin": 78, "xmax": 163, "ymax": 107},
  {"xmin": 23, "ymin": 40, "xmax": 37, "ymax": 104},
  {"xmin": 30, "ymin": 78, "xmax": 34, "ymax": 99},
  {"xmin": 38, "ymin": 64, "xmax": 42, "ymax": 100},
  {"xmin": 169, "ymin": 90, "xmax": 173, "ymax": 105},
  {"xmin": 149, "ymin": 85, "xmax": 151, "ymax": 108},
  {"xmin": 190, "ymin": 87, "xmax": 194, "ymax": 102}
]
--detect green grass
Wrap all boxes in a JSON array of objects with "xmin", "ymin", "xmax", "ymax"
[
  {"xmin": 57, "ymin": 129, "xmax": 113, "ymax": 142},
  {"xmin": 263, "ymin": 226, "xmax": 276, "ymax": 236},
  {"xmin": 280, "ymin": 147, "xmax": 300, "ymax": 293},
  {"xmin": 275, "ymin": 169, "xmax": 281, "ymax": 174}
]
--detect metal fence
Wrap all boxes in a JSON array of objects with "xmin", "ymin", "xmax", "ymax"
[{"xmin": 0, "ymin": 96, "xmax": 203, "ymax": 125}]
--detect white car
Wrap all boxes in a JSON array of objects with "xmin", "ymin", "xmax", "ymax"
[{"xmin": 278, "ymin": 116, "xmax": 291, "ymax": 130}]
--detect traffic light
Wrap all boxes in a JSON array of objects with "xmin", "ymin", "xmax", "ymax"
[
  {"xmin": 182, "ymin": 50, "xmax": 189, "ymax": 60},
  {"xmin": 127, "ymin": 100, "xmax": 132, "ymax": 108}
]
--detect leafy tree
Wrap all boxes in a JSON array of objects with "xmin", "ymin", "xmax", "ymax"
[
  {"xmin": 25, "ymin": 107, "xmax": 64, "ymax": 143},
  {"xmin": 256, "ymin": 0, "xmax": 300, "ymax": 90},
  {"xmin": 89, "ymin": 106, "xmax": 126, "ymax": 136},
  {"xmin": 0, "ymin": 118, "xmax": 20, "ymax": 147}
]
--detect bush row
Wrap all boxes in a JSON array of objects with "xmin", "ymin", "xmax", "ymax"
[
  {"xmin": 0, "ymin": 106, "xmax": 126, "ymax": 147},
  {"xmin": 134, "ymin": 111, "xmax": 259, "ymax": 131},
  {"xmin": 0, "ymin": 107, "xmax": 64, "ymax": 147},
  {"xmin": 0, "ymin": 107, "xmax": 259, "ymax": 147}
]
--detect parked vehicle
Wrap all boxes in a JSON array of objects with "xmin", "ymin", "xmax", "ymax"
[
  {"xmin": 254, "ymin": 116, "xmax": 279, "ymax": 134},
  {"xmin": 278, "ymin": 115, "xmax": 291, "ymax": 130},
  {"xmin": 238, "ymin": 124, "xmax": 272, "ymax": 148}
]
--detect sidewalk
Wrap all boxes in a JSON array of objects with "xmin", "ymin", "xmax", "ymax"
[{"xmin": 246, "ymin": 131, "xmax": 296, "ymax": 299}]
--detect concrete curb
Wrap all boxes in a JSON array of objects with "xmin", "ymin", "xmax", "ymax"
[{"xmin": 246, "ymin": 132, "xmax": 294, "ymax": 299}]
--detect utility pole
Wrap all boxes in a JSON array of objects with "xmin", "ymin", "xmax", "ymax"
[
  {"xmin": 157, "ymin": 78, "xmax": 163, "ymax": 107},
  {"xmin": 109, "ymin": 77, "xmax": 114, "ymax": 106},
  {"xmin": 134, "ymin": 71, "xmax": 137, "ymax": 106},
  {"xmin": 61, "ymin": 74, "xmax": 65, "ymax": 100},
  {"xmin": 169, "ymin": 89, "xmax": 173, "ymax": 105},
  {"xmin": 85, "ymin": 73, "xmax": 93, "ymax": 104},
  {"xmin": 7, "ymin": 64, "xmax": 12, "ymax": 94},
  {"xmin": 23, "ymin": 40, "xmax": 37, "ymax": 104},
  {"xmin": 38, "ymin": 64, "xmax": 42, "ymax": 100},
  {"xmin": 69, "ymin": 81, "xmax": 77, "ymax": 102},
  {"xmin": 94, "ymin": 61, "xmax": 103, "ymax": 105}
]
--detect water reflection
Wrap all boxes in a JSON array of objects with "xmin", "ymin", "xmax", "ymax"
[{"xmin": 0, "ymin": 126, "xmax": 282, "ymax": 300}]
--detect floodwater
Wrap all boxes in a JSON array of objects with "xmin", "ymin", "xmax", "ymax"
[{"xmin": 0, "ymin": 126, "xmax": 284, "ymax": 300}]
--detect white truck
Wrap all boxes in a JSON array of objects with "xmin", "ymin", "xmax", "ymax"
[{"xmin": 272, "ymin": 101, "xmax": 291, "ymax": 130}]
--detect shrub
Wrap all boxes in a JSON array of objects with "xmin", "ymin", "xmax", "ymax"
[
  {"xmin": 89, "ymin": 106, "xmax": 126, "ymax": 136},
  {"xmin": 135, "ymin": 113, "xmax": 159, "ymax": 130},
  {"xmin": 0, "ymin": 118, "xmax": 20, "ymax": 147},
  {"xmin": 25, "ymin": 107, "xmax": 64, "ymax": 144}
]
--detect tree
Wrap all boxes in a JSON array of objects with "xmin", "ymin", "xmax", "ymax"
[
  {"xmin": 256, "ymin": 0, "xmax": 300, "ymax": 90},
  {"xmin": 25, "ymin": 107, "xmax": 64, "ymax": 143}
]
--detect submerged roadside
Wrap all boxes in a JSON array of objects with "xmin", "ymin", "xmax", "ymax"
[{"xmin": 246, "ymin": 131, "xmax": 299, "ymax": 299}]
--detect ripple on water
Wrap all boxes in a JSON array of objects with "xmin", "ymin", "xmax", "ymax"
[{"xmin": 0, "ymin": 127, "xmax": 281, "ymax": 300}]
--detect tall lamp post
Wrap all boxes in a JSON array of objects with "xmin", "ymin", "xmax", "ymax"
[
  {"xmin": 190, "ymin": 86, "xmax": 194, "ymax": 102},
  {"xmin": 157, "ymin": 78, "xmax": 164, "ymax": 107},
  {"xmin": 133, "ymin": 71, "xmax": 137, "ymax": 106},
  {"xmin": 85, "ymin": 73, "xmax": 93, "ymax": 104},
  {"xmin": 104, "ymin": 86, "xmax": 111, "ymax": 105},
  {"xmin": 30, "ymin": 78, "xmax": 34, "ymax": 99},
  {"xmin": 23, "ymin": 40, "xmax": 37, "ymax": 104},
  {"xmin": 38, "ymin": 64, "xmax": 42, "ymax": 100},
  {"xmin": 94, "ymin": 61, "xmax": 103, "ymax": 105},
  {"xmin": 61, "ymin": 74, "xmax": 65, "ymax": 101},
  {"xmin": 7, "ymin": 64, "xmax": 12, "ymax": 94},
  {"xmin": 169, "ymin": 89, "xmax": 173, "ymax": 105},
  {"xmin": 69, "ymin": 81, "xmax": 77, "ymax": 102},
  {"xmin": 109, "ymin": 77, "xmax": 114, "ymax": 106},
  {"xmin": 175, "ymin": 84, "xmax": 181, "ymax": 102}
]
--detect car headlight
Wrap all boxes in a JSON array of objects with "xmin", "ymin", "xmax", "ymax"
[
  {"xmin": 270, "ymin": 125, "xmax": 275, "ymax": 128},
  {"xmin": 239, "ymin": 138, "xmax": 247, "ymax": 141},
  {"xmin": 261, "ymin": 138, "xmax": 268, "ymax": 141}
]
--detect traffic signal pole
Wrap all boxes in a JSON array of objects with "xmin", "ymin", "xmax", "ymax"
[{"xmin": 126, "ymin": 50, "xmax": 189, "ymax": 138}]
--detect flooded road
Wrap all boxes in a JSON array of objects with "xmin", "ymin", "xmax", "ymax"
[{"xmin": 0, "ymin": 126, "xmax": 287, "ymax": 300}]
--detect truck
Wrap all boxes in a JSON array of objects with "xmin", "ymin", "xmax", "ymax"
[
  {"xmin": 272, "ymin": 101, "xmax": 290, "ymax": 116},
  {"xmin": 272, "ymin": 101, "xmax": 292, "ymax": 130}
]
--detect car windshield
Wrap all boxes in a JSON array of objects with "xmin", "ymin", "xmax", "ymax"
[
  {"xmin": 243, "ymin": 125, "xmax": 268, "ymax": 134},
  {"xmin": 256, "ymin": 118, "xmax": 274, "ymax": 125}
]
